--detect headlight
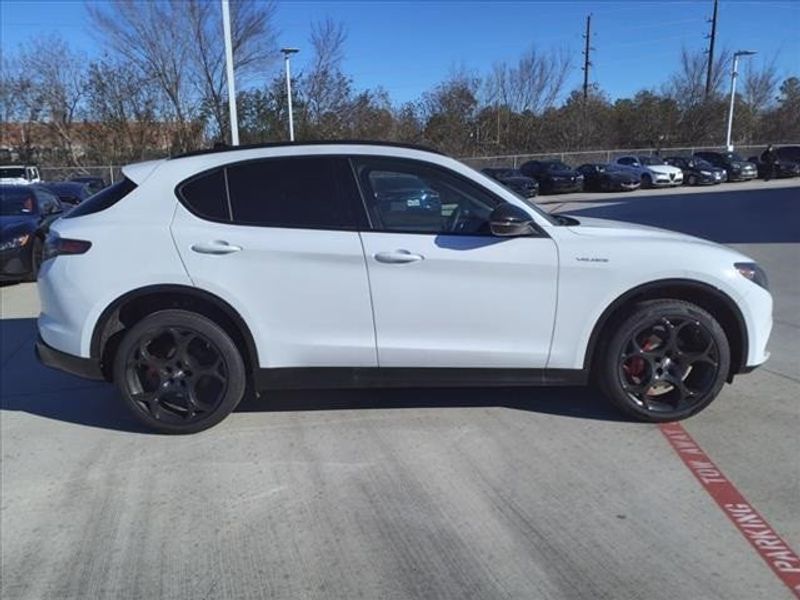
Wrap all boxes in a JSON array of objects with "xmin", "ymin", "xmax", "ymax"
[
  {"xmin": 0, "ymin": 234, "xmax": 30, "ymax": 251},
  {"xmin": 735, "ymin": 262, "xmax": 769, "ymax": 290}
]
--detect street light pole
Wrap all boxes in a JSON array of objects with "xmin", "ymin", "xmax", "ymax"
[
  {"xmin": 725, "ymin": 50, "xmax": 756, "ymax": 151},
  {"xmin": 221, "ymin": 0, "xmax": 239, "ymax": 145},
  {"xmin": 281, "ymin": 47, "xmax": 299, "ymax": 142}
]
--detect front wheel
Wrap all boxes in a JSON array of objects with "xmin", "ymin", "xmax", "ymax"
[
  {"xmin": 113, "ymin": 309, "xmax": 246, "ymax": 433},
  {"xmin": 687, "ymin": 174, "xmax": 697, "ymax": 186},
  {"xmin": 25, "ymin": 237, "xmax": 43, "ymax": 282},
  {"xmin": 597, "ymin": 300, "xmax": 730, "ymax": 422},
  {"xmin": 641, "ymin": 174, "xmax": 652, "ymax": 188}
]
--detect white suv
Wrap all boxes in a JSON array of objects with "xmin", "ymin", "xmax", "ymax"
[{"xmin": 35, "ymin": 142, "xmax": 772, "ymax": 433}]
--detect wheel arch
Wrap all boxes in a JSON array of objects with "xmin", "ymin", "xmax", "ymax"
[
  {"xmin": 584, "ymin": 279, "xmax": 748, "ymax": 381},
  {"xmin": 90, "ymin": 284, "xmax": 259, "ymax": 381}
]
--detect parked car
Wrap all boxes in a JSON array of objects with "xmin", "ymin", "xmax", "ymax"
[
  {"xmin": 746, "ymin": 155, "xmax": 800, "ymax": 179},
  {"xmin": 35, "ymin": 141, "xmax": 772, "ymax": 433},
  {"xmin": 664, "ymin": 156, "xmax": 726, "ymax": 186},
  {"xmin": 776, "ymin": 146, "xmax": 800, "ymax": 163},
  {"xmin": 0, "ymin": 165, "xmax": 41, "ymax": 185},
  {"xmin": 575, "ymin": 163, "xmax": 640, "ymax": 192},
  {"xmin": 693, "ymin": 151, "xmax": 757, "ymax": 182},
  {"xmin": 481, "ymin": 168, "xmax": 539, "ymax": 198},
  {"xmin": 519, "ymin": 160, "xmax": 583, "ymax": 194},
  {"xmin": 43, "ymin": 181, "xmax": 93, "ymax": 206},
  {"xmin": 70, "ymin": 176, "xmax": 108, "ymax": 195},
  {"xmin": 1, "ymin": 184, "xmax": 64, "ymax": 281},
  {"xmin": 613, "ymin": 155, "xmax": 683, "ymax": 188}
]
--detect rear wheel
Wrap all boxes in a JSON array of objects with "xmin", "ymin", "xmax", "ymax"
[
  {"xmin": 113, "ymin": 309, "xmax": 246, "ymax": 433},
  {"xmin": 597, "ymin": 300, "xmax": 730, "ymax": 422}
]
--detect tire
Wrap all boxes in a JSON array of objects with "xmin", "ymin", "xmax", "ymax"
[
  {"xmin": 597, "ymin": 300, "xmax": 730, "ymax": 422},
  {"xmin": 687, "ymin": 174, "xmax": 697, "ymax": 186},
  {"xmin": 25, "ymin": 237, "xmax": 43, "ymax": 282},
  {"xmin": 641, "ymin": 174, "xmax": 652, "ymax": 188},
  {"xmin": 113, "ymin": 309, "xmax": 246, "ymax": 434}
]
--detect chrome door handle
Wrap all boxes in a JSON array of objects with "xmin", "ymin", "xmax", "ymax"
[
  {"xmin": 374, "ymin": 249, "xmax": 424, "ymax": 264},
  {"xmin": 191, "ymin": 240, "xmax": 242, "ymax": 255}
]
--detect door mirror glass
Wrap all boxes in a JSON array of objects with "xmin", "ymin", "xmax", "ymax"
[{"xmin": 489, "ymin": 203, "xmax": 534, "ymax": 237}]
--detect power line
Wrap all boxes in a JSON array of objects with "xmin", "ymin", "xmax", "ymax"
[
  {"xmin": 705, "ymin": 0, "xmax": 719, "ymax": 99},
  {"xmin": 582, "ymin": 13, "xmax": 593, "ymax": 100}
]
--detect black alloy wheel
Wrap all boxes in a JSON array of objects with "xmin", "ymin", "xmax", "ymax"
[
  {"xmin": 114, "ymin": 310, "xmax": 246, "ymax": 433},
  {"xmin": 598, "ymin": 300, "xmax": 730, "ymax": 422}
]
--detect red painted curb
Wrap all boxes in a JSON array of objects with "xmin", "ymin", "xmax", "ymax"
[{"xmin": 659, "ymin": 422, "xmax": 800, "ymax": 599}]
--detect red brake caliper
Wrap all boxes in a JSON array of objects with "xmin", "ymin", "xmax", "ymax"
[{"xmin": 623, "ymin": 336, "xmax": 656, "ymax": 384}]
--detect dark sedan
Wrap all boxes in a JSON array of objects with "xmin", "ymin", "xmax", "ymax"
[
  {"xmin": 70, "ymin": 176, "xmax": 108, "ymax": 194},
  {"xmin": 481, "ymin": 168, "xmax": 539, "ymax": 198},
  {"xmin": 576, "ymin": 163, "xmax": 640, "ymax": 192},
  {"xmin": 43, "ymin": 181, "xmax": 93, "ymax": 206},
  {"xmin": 693, "ymin": 151, "xmax": 757, "ymax": 182},
  {"xmin": 664, "ymin": 156, "xmax": 726, "ymax": 185},
  {"xmin": 747, "ymin": 156, "xmax": 800, "ymax": 179},
  {"xmin": 1, "ymin": 185, "xmax": 65, "ymax": 281},
  {"xmin": 519, "ymin": 160, "xmax": 583, "ymax": 194}
]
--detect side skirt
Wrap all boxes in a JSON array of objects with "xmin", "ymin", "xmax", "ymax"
[{"xmin": 255, "ymin": 367, "xmax": 588, "ymax": 391}]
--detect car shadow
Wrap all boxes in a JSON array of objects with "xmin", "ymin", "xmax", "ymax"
[
  {"xmin": 565, "ymin": 184, "xmax": 800, "ymax": 244},
  {"xmin": 1, "ymin": 318, "xmax": 629, "ymax": 433}
]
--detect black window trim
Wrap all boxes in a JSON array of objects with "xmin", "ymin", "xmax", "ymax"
[
  {"xmin": 174, "ymin": 154, "xmax": 368, "ymax": 232},
  {"xmin": 348, "ymin": 155, "xmax": 549, "ymax": 239},
  {"xmin": 173, "ymin": 153, "xmax": 549, "ymax": 238}
]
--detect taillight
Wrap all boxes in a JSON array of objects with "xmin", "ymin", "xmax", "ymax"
[{"xmin": 42, "ymin": 234, "xmax": 92, "ymax": 262}]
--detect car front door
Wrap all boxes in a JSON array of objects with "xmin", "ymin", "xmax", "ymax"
[
  {"xmin": 352, "ymin": 157, "xmax": 558, "ymax": 369},
  {"xmin": 170, "ymin": 156, "xmax": 377, "ymax": 369}
]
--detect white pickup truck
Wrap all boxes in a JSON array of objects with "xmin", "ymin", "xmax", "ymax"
[{"xmin": 0, "ymin": 165, "xmax": 41, "ymax": 185}]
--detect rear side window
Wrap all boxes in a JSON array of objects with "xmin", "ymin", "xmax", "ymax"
[
  {"xmin": 179, "ymin": 169, "xmax": 230, "ymax": 221},
  {"xmin": 226, "ymin": 157, "xmax": 355, "ymax": 229},
  {"xmin": 64, "ymin": 177, "xmax": 137, "ymax": 219}
]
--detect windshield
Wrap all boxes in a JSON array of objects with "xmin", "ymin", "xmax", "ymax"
[
  {"xmin": 0, "ymin": 167, "xmax": 27, "ymax": 179},
  {"xmin": 546, "ymin": 162, "xmax": 571, "ymax": 172},
  {"xmin": 0, "ymin": 188, "xmax": 36, "ymax": 215},
  {"xmin": 639, "ymin": 156, "xmax": 665, "ymax": 166},
  {"xmin": 694, "ymin": 158, "xmax": 713, "ymax": 169},
  {"xmin": 723, "ymin": 152, "xmax": 745, "ymax": 162}
]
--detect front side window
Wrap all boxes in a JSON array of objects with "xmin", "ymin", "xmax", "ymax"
[
  {"xmin": 618, "ymin": 157, "xmax": 636, "ymax": 166},
  {"xmin": 354, "ymin": 158, "xmax": 502, "ymax": 235},
  {"xmin": 226, "ymin": 157, "xmax": 356, "ymax": 229}
]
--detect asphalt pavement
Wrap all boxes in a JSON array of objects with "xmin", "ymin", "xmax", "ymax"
[{"xmin": 1, "ymin": 179, "xmax": 798, "ymax": 600}]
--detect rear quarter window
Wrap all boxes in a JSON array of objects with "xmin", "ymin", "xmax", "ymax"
[
  {"xmin": 64, "ymin": 177, "xmax": 137, "ymax": 218},
  {"xmin": 177, "ymin": 169, "xmax": 230, "ymax": 221}
]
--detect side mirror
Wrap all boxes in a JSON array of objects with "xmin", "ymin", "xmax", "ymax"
[{"xmin": 489, "ymin": 203, "xmax": 535, "ymax": 237}]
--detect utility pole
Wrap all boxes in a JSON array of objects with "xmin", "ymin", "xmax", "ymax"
[
  {"xmin": 705, "ymin": 0, "xmax": 718, "ymax": 99},
  {"xmin": 582, "ymin": 14, "xmax": 593, "ymax": 100},
  {"xmin": 726, "ymin": 50, "xmax": 756, "ymax": 151},
  {"xmin": 281, "ymin": 47, "xmax": 299, "ymax": 142},
  {"xmin": 221, "ymin": 0, "xmax": 239, "ymax": 145}
]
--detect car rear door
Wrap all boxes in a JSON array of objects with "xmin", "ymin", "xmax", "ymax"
[
  {"xmin": 351, "ymin": 156, "xmax": 558, "ymax": 369},
  {"xmin": 170, "ymin": 156, "xmax": 377, "ymax": 369}
]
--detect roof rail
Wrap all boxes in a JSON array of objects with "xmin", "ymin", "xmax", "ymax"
[{"xmin": 170, "ymin": 140, "xmax": 445, "ymax": 160}]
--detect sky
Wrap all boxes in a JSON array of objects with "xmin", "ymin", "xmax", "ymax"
[{"xmin": 2, "ymin": 0, "xmax": 799, "ymax": 105}]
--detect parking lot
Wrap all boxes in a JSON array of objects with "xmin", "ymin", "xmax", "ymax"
[{"xmin": 1, "ymin": 179, "xmax": 798, "ymax": 599}]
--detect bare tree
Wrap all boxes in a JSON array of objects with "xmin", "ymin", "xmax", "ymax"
[
  {"xmin": 17, "ymin": 36, "xmax": 86, "ymax": 165},
  {"xmin": 667, "ymin": 46, "xmax": 731, "ymax": 107},
  {"xmin": 187, "ymin": 0, "xmax": 277, "ymax": 142},
  {"xmin": 88, "ymin": 0, "xmax": 200, "ymax": 151},
  {"xmin": 303, "ymin": 18, "xmax": 352, "ymax": 135},
  {"xmin": 486, "ymin": 47, "xmax": 571, "ymax": 115}
]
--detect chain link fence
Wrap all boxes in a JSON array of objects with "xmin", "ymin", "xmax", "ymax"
[{"xmin": 34, "ymin": 143, "xmax": 792, "ymax": 182}]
